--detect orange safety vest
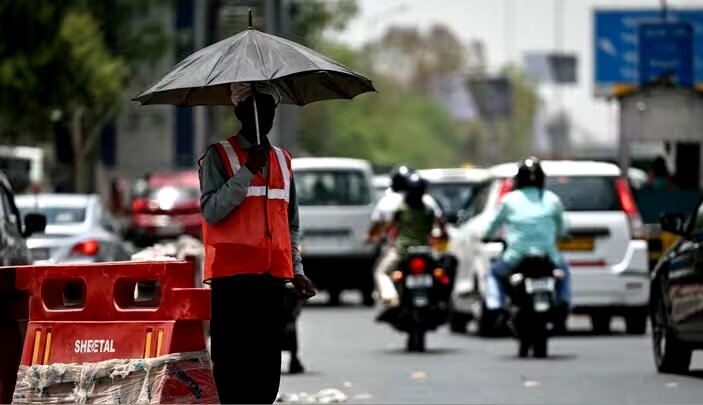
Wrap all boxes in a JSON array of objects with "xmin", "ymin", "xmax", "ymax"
[{"xmin": 202, "ymin": 135, "xmax": 294, "ymax": 282}]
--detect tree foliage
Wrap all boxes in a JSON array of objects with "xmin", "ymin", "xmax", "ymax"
[
  {"xmin": 498, "ymin": 66, "xmax": 541, "ymax": 161},
  {"xmin": 0, "ymin": 0, "xmax": 170, "ymax": 191},
  {"xmin": 290, "ymin": 0, "xmax": 359, "ymax": 46},
  {"xmin": 298, "ymin": 41, "xmax": 464, "ymax": 168}
]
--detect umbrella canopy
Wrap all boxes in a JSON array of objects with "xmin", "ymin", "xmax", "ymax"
[{"xmin": 134, "ymin": 27, "xmax": 375, "ymax": 106}]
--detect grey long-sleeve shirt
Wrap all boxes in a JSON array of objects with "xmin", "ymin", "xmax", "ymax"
[{"xmin": 198, "ymin": 136, "xmax": 304, "ymax": 276}]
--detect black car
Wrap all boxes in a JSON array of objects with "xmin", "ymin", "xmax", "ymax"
[
  {"xmin": 650, "ymin": 200, "xmax": 703, "ymax": 374},
  {"xmin": 0, "ymin": 171, "xmax": 46, "ymax": 266}
]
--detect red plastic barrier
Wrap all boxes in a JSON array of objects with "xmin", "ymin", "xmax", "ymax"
[
  {"xmin": 16, "ymin": 261, "xmax": 210, "ymax": 365},
  {"xmin": 12, "ymin": 261, "xmax": 217, "ymax": 404}
]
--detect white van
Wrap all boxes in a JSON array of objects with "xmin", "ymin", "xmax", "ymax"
[{"xmin": 293, "ymin": 158, "xmax": 377, "ymax": 305}]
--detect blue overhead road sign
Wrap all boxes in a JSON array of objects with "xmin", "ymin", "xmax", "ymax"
[{"xmin": 594, "ymin": 9, "xmax": 703, "ymax": 97}]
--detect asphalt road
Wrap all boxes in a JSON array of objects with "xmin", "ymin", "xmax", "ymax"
[{"xmin": 279, "ymin": 294, "xmax": 703, "ymax": 404}]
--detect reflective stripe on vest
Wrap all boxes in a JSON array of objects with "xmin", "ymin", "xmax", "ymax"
[{"xmin": 218, "ymin": 140, "xmax": 290, "ymax": 202}]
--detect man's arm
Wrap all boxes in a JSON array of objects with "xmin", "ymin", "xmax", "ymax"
[
  {"xmin": 288, "ymin": 175, "xmax": 304, "ymax": 276},
  {"xmin": 366, "ymin": 194, "xmax": 395, "ymax": 243},
  {"xmin": 424, "ymin": 194, "xmax": 444, "ymax": 219},
  {"xmin": 483, "ymin": 201, "xmax": 508, "ymax": 240},
  {"xmin": 199, "ymin": 146, "xmax": 255, "ymax": 224}
]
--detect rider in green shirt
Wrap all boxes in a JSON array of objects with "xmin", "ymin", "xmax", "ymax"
[
  {"xmin": 375, "ymin": 174, "xmax": 445, "ymax": 308},
  {"xmin": 394, "ymin": 185, "xmax": 437, "ymax": 255}
]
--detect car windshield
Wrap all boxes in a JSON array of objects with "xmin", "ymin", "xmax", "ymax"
[
  {"xmin": 296, "ymin": 170, "xmax": 371, "ymax": 206},
  {"xmin": 18, "ymin": 205, "xmax": 87, "ymax": 225},
  {"xmin": 427, "ymin": 182, "xmax": 478, "ymax": 219},
  {"xmin": 545, "ymin": 176, "xmax": 620, "ymax": 211}
]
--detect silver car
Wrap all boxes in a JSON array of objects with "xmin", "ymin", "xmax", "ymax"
[{"xmin": 15, "ymin": 194, "xmax": 130, "ymax": 264}]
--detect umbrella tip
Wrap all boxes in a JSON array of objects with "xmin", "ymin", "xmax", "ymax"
[{"xmin": 248, "ymin": 8, "xmax": 253, "ymax": 29}]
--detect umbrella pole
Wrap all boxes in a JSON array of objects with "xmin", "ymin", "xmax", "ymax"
[{"xmin": 251, "ymin": 83, "xmax": 261, "ymax": 145}]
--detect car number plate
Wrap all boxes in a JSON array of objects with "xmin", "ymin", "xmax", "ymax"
[
  {"xmin": 525, "ymin": 278, "xmax": 555, "ymax": 294},
  {"xmin": 30, "ymin": 248, "xmax": 51, "ymax": 262},
  {"xmin": 558, "ymin": 237, "xmax": 594, "ymax": 251},
  {"xmin": 156, "ymin": 223, "xmax": 184, "ymax": 236},
  {"xmin": 406, "ymin": 274, "xmax": 433, "ymax": 289}
]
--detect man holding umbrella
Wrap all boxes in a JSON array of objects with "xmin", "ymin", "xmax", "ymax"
[
  {"xmin": 133, "ymin": 12, "xmax": 375, "ymax": 403},
  {"xmin": 199, "ymin": 84, "xmax": 315, "ymax": 403}
]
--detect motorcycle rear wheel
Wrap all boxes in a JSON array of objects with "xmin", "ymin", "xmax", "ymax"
[
  {"xmin": 407, "ymin": 330, "xmax": 426, "ymax": 352},
  {"xmin": 518, "ymin": 340, "xmax": 530, "ymax": 358},
  {"xmin": 533, "ymin": 336, "xmax": 548, "ymax": 358}
]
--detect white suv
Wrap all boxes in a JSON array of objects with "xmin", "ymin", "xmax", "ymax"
[
  {"xmin": 449, "ymin": 161, "xmax": 650, "ymax": 335},
  {"xmin": 293, "ymin": 158, "xmax": 378, "ymax": 306}
]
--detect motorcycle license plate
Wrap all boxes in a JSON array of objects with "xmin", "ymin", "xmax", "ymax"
[
  {"xmin": 406, "ymin": 274, "xmax": 433, "ymax": 289},
  {"xmin": 413, "ymin": 295, "xmax": 430, "ymax": 307},
  {"xmin": 534, "ymin": 299, "xmax": 551, "ymax": 313},
  {"xmin": 525, "ymin": 278, "xmax": 555, "ymax": 294}
]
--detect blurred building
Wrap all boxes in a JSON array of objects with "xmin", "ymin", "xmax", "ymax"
[{"xmin": 98, "ymin": 0, "xmax": 298, "ymax": 196}]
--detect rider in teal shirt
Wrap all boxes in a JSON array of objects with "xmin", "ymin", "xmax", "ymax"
[
  {"xmin": 483, "ymin": 158, "xmax": 571, "ymax": 312},
  {"xmin": 485, "ymin": 186, "xmax": 566, "ymax": 266}
]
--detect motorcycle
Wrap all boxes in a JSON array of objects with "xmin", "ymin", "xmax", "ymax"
[
  {"xmin": 380, "ymin": 245, "xmax": 457, "ymax": 352},
  {"xmin": 503, "ymin": 253, "xmax": 563, "ymax": 358}
]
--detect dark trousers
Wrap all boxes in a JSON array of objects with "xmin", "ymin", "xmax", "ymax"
[{"xmin": 210, "ymin": 274, "xmax": 285, "ymax": 404}]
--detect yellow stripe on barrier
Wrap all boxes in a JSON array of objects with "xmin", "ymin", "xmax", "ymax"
[
  {"xmin": 43, "ymin": 330, "xmax": 52, "ymax": 365},
  {"xmin": 144, "ymin": 329, "xmax": 153, "ymax": 358},
  {"xmin": 31, "ymin": 330, "xmax": 42, "ymax": 365},
  {"xmin": 156, "ymin": 329, "xmax": 164, "ymax": 357}
]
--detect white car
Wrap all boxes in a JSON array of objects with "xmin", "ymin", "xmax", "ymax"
[
  {"xmin": 372, "ymin": 174, "xmax": 390, "ymax": 202},
  {"xmin": 418, "ymin": 168, "xmax": 489, "ymax": 227},
  {"xmin": 15, "ymin": 194, "xmax": 130, "ymax": 264},
  {"xmin": 293, "ymin": 158, "xmax": 378, "ymax": 305},
  {"xmin": 449, "ymin": 161, "xmax": 650, "ymax": 335}
]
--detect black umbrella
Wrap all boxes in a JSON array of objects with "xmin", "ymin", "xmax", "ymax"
[{"xmin": 134, "ymin": 11, "xmax": 375, "ymax": 143}]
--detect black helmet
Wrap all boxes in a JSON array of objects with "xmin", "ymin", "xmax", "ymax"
[
  {"xmin": 514, "ymin": 157, "xmax": 545, "ymax": 189},
  {"xmin": 390, "ymin": 165, "xmax": 414, "ymax": 192},
  {"xmin": 405, "ymin": 173, "xmax": 428, "ymax": 196}
]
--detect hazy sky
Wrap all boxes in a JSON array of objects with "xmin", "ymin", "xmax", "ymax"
[{"xmin": 330, "ymin": 0, "xmax": 703, "ymax": 147}]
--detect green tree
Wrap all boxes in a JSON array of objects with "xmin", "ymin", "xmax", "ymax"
[
  {"xmin": 0, "ymin": 1, "xmax": 169, "ymax": 192},
  {"xmin": 364, "ymin": 24, "xmax": 469, "ymax": 94},
  {"xmin": 493, "ymin": 67, "xmax": 541, "ymax": 162},
  {"xmin": 290, "ymin": 0, "xmax": 359, "ymax": 46},
  {"xmin": 298, "ymin": 41, "xmax": 464, "ymax": 168}
]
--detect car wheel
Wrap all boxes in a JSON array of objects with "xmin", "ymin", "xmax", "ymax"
[
  {"xmin": 327, "ymin": 288, "xmax": 341, "ymax": 306},
  {"xmin": 652, "ymin": 294, "xmax": 692, "ymax": 374},
  {"xmin": 590, "ymin": 314, "xmax": 611, "ymax": 335},
  {"xmin": 625, "ymin": 309, "xmax": 648, "ymax": 335},
  {"xmin": 361, "ymin": 288, "xmax": 375, "ymax": 307},
  {"xmin": 449, "ymin": 312, "xmax": 471, "ymax": 334}
]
